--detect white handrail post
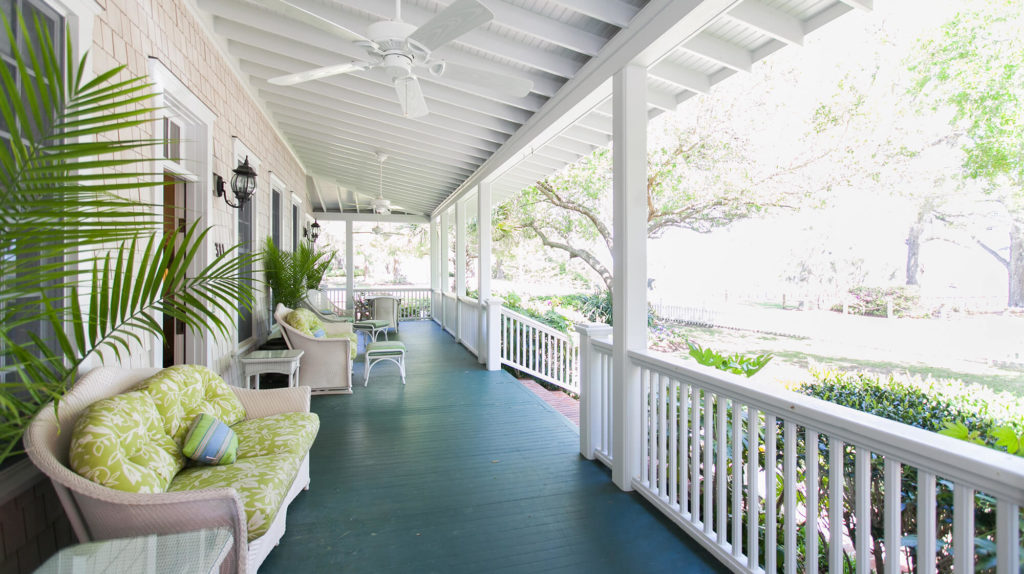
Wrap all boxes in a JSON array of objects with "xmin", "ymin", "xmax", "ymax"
[
  {"xmin": 577, "ymin": 322, "xmax": 612, "ymax": 460},
  {"xmin": 485, "ymin": 298, "xmax": 502, "ymax": 371},
  {"xmin": 611, "ymin": 62, "xmax": 648, "ymax": 491}
]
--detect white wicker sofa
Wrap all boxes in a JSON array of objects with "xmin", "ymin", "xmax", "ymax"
[{"xmin": 24, "ymin": 365, "xmax": 319, "ymax": 574}]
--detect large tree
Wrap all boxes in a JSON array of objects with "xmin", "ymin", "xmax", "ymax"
[
  {"xmin": 495, "ymin": 75, "xmax": 857, "ymax": 291},
  {"xmin": 907, "ymin": 0, "xmax": 1024, "ymax": 306}
]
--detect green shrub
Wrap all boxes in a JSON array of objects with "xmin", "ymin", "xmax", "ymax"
[
  {"xmin": 686, "ymin": 341, "xmax": 772, "ymax": 377},
  {"xmin": 835, "ymin": 285, "xmax": 920, "ymax": 317},
  {"xmin": 502, "ymin": 292, "xmax": 570, "ymax": 333}
]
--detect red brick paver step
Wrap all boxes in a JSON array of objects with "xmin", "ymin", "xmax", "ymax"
[{"xmin": 518, "ymin": 379, "xmax": 579, "ymax": 427}]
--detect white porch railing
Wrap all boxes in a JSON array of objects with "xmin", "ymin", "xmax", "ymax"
[
  {"xmin": 578, "ymin": 330, "xmax": 1024, "ymax": 574},
  {"xmin": 498, "ymin": 307, "xmax": 579, "ymax": 393},
  {"xmin": 322, "ymin": 287, "xmax": 432, "ymax": 321},
  {"xmin": 441, "ymin": 292, "xmax": 458, "ymax": 336},
  {"xmin": 458, "ymin": 295, "xmax": 481, "ymax": 354}
]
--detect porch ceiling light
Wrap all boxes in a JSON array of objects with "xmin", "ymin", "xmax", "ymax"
[
  {"xmin": 214, "ymin": 156, "xmax": 258, "ymax": 209},
  {"xmin": 305, "ymin": 220, "xmax": 321, "ymax": 243}
]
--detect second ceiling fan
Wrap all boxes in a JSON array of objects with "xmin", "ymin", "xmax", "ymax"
[{"xmin": 264, "ymin": 0, "xmax": 534, "ymax": 118}]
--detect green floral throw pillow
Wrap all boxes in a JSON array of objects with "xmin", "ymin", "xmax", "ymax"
[{"xmin": 286, "ymin": 308, "xmax": 323, "ymax": 337}]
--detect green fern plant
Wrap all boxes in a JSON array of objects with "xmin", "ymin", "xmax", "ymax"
[
  {"xmin": 0, "ymin": 14, "xmax": 255, "ymax": 466},
  {"xmin": 262, "ymin": 238, "xmax": 334, "ymax": 308}
]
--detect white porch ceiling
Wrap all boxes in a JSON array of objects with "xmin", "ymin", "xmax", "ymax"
[{"xmin": 188, "ymin": 0, "xmax": 867, "ymax": 217}]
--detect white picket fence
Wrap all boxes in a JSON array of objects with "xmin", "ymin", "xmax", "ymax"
[{"xmin": 579, "ymin": 334, "xmax": 1024, "ymax": 574}]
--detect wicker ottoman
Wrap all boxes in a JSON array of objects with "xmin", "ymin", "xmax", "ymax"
[
  {"xmin": 353, "ymin": 319, "xmax": 391, "ymax": 343},
  {"xmin": 364, "ymin": 341, "xmax": 406, "ymax": 386}
]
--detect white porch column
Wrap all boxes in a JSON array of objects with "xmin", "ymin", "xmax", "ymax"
[
  {"xmin": 429, "ymin": 216, "xmax": 439, "ymax": 322},
  {"xmin": 345, "ymin": 221, "xmax": 355, "ymax": 313},
  {"xmin": 440, "ymin": 209, "xmax": 451, "ymax": 330},
  {"xmin": 611, "ymin": 63, "xmax": 648, "ymax": 491},
  {"xmin": 455, "ymin": 199, "xmax": 467, "ymax": 343},
  {"xmin": 477, "ymin": 182, "xmax": 492, "ymax": 365}
]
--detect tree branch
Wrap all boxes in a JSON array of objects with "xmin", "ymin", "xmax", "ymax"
[
  {"xmin": 535, "ymin": 180, "xmax": 613, "ymax": 253},
  {"xmin": 525, "ymin": 221, "xmax": 613, "ymax": 290}
]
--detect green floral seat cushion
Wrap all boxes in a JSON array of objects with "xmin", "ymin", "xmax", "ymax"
[
  {"xmin": 326, "ymin": 331, "xmax": 358, "ymax": 359},
  {"xmin": 232, "ymin": 412, "xmax": 320, "ymax": 459},
  {"xmin": 136, "ymin": 365, "xmax": 246, "ymax": 448},
  {"xmin": 285, "ymin": 308, "xmax": 322, "ymax": 337},
  {"xmin": 69, "ymin": 391, "xmax": 185, "ymax": 493},
  {"xmin": 167, "ymin": 453, "xmax": 303, "ymax": 541}
]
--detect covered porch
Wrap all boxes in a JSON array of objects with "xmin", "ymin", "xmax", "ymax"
[{"xmin": 263, "ymin": 321, "xmax": 724, "ymax": 573}]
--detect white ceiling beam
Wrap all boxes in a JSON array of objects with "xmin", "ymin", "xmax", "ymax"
[
  {"xmin": 542, "ymin": 135, "xmax": 596, "ymax": 158},
  {"xmin": 574, "ymin": 111, "xmax": 613, "ymax": 135},
  {"xmin": 197, "ymin": 0, "xmax": 560, "ymax": 97},
  {"xmin": 434, "ymin": 0, "xmax": 741, "ymax": 214},
  {"xmin": 279, "ymin": 0, "xmax": 583, "ymax": 78},
  {"xmin": 224, "ymin": 36, "xmax": 535, "ymax": 124},
  {"xmin": 481, "ymin": 0, "xmax": 607, "ymax": 56},
  {"xmin": 280, "ymin": 125, "xmax": 480, "ymax": 174},
  {"xmin": 562, "ymin": 125, "xmax": 611, "ymax": 147},
  {"xmin": 309, "ymin": 168, "xmax": 451, "ymax": 203},
  {"xmin": 646, "ymin": 83, "xmax": 682, "ymax": 111},
  {"xmin": 239, "ymin": 60, "xmax": 519, "ymax": 135},
  {"xmin": 546, "ymin": 0, "xmax": 639, "ymax": 28},
  {"xmin": 726, "ymin": 0, "xmax": 805, "ymax": 46},
  {"xmin": 253, "ymin": 78, "xmax": 509, "ymax": 145},
  {"xmin": 276, "ymin": 115, "xmax": 484, "ymax": 169},
  {"xmin": 837, "ymin": 0, "xmax": 872, "ymax": 11},
  {"xmin": 291, "ymin": 147, "xmax": 466, "ymax": 189},
  {"xmin": 649, "ymin": 60, "xmax": 711, "ymax": 94},
  {"xmin": 314, "ymin": 212, "xmax": 430, "ymax": 223},
  {"xmin": 306, "ymin": 174, "xmax": 327, "ymax": 212},
  {"xmin": 311, "ymin": 176, "xmax": 445, "ymax": 211},
  {"xmin": 258, "ymin": 89, "xmax": 500, "ymax": 154},
  {"xmin": 681, "ymin": 32, "xmax": 753, "ymax": 73},
  {"xmin": 267, "ymin": 103, "xmax": 492, "ymax": 162},
  {"xmin": 286, "ymin": 136, "xmax": 474, "ymax": 180}
]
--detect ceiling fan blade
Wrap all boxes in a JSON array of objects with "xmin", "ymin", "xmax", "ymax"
[
  {"xmin": 244, "ymin": 0, "xmax": 371, "ymax": 44},
  {"xmin": 434, "ymin": 61, "xmax": 533, "ymax": 98},
  {"xmin": 408, "ymin": 0, "xmax": 493, "ymax": 52},
  {"xmin": 394, "ymin": 76, "xmax": 430, "ymax": 118},
  {"xmin": 268, "ymin": 61, "xmax": 371, "ymax": 86}
]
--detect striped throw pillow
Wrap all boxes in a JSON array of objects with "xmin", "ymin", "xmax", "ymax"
[{"xmin": 182, "ymin": 414, "xmax": 238, "ymax": 465}]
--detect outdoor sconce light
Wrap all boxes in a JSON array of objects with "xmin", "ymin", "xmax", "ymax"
[
  {"xmin": 305, "ymin": 220, "xmax": 321, "ymax": 243},
  {"xmin": 213, "ymin": 156, "xmax": 258, "ymax": 209}
]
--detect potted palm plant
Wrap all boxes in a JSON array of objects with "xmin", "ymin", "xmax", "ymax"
[
  {"xmin": 262, "ymin": 237, "xmax": 335, "ymax": 308},
  {"xmin": 0, "ymin": 14, "xmax": 255, "ymax": 469}
]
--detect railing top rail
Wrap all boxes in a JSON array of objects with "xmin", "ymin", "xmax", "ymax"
[
  {"xmin": 592, "ymin": 338, "xmax": 613, "ymax": 352},
  {"xmin": 350, "ymin": 286, "xmax": 431, "ymax": 292},
  {"xmin": 441, "ymin": 292, "xmax": 458, "ymax": 299},
  {"xmin": 626, "ymin": 347, "xmax": 1024, "ymax": 502},
  {"xmin": 457, "ymin": 295, "xmax": 479, "ymax": 305},
  {"xmin": 499, "ymin": 306, "xmax": 574, "ymax": 340}
]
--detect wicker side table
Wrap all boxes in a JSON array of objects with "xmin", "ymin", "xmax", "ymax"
[{"xmin": 240, "ymin": 349, "xmax": 304, "ymax": 389}]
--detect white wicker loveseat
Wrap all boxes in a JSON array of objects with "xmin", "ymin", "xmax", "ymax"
[{"xmin": 24, "ymin": 365, "xmax": 319, "ymax": 574}]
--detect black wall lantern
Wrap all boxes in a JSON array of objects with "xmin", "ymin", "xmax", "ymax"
[
  {"xmin": 304, "ymin": 220, "xmax": 321, "ymax": 243},
  {"xmin": 214, "ymin": 156, "xmax": 258, "ymax": 208}
]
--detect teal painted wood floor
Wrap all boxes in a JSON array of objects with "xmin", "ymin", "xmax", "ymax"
[{"xmin": 261, "ymin": 321, "xmax": 726, "ymax": 573}]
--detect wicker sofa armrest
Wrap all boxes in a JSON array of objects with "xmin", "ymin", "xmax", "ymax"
[{"xmin": 231, "ymin": 385, "xmax": 311, "ymax": 418}]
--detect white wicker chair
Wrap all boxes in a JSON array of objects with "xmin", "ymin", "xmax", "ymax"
[
  {"xmin": 300, "ymin": 289, "xmax": 353, "ymax": 324},
  {"xmin": 371, "ymin": 295, "xmax": 400, "ymax": 335},
  {"xmin": 274, "ymin": 303, "xmax": 354, "ymax": 395},
  {"xmin": 24, "ymin": 367, "xmax": 314, "ymax": 574}
]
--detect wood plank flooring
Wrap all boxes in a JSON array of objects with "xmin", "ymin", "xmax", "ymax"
[{"xmin": 260, "ymin": 321, "xmax": 726, "ymax": 573}]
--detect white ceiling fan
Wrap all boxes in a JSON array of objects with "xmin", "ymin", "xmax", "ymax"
[{"xmin": 263, "ymin": 0, "xmax": 534, "ymax": 118}]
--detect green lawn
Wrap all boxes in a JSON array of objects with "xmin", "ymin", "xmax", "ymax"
[{"xmin": 653, "ymin": 322, "xmax": 1024, "ymax": 399}]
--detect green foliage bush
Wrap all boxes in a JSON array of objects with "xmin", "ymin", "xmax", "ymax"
[
  {"xmin": 502, "ymin": 292, "xmax": 571, "ymax": 333},
  {"xmin": 833, "ymin": 285, "xmax": 920, "ymax": 317},
  {"xmin": 686, "ymin": 341, "xmax": 772, "ymax": 377}
]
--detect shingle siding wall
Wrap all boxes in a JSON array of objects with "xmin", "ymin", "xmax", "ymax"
[{"xmin": 0, "ymin": 471, "xmax": 74, "ymax": 574}]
